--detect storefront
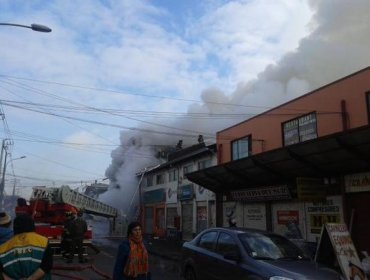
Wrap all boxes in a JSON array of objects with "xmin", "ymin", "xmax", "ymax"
[
  {"xmin": 179, "ymin": 184, "xmax": 195, "ymax": 240},
  {"xmin": 143, "ymin": 188, "xmax": 166, "ymax": 237},
  {"xmin": 345, "ymin": 172, "xmax": 370, "ymax": 254}
]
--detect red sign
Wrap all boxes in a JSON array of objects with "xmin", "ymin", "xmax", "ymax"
[{"xmin": 277, "ymin": 210, "xmax": 299, "ymax": 225}]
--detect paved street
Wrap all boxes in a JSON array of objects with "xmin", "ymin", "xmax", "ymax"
[
  {"xmin": 52, "ymin": 246, "xmax": 181, "ymax": 280},
  {"xmin": 52, "ymin": 222, "xmax": 182, "ymax": 280}
]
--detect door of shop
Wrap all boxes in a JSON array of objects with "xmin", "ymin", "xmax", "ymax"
[
  {"xmin": 346, "ymin": 192, "xmax": 370, "ymax": 254},
  {"xmin": 182, "ymin": 203, "xmax": 193, "ymax": 240},
  {"xmin": 154, "ymin": 206, "xmax": 165, "ymax": 237},
  {"xmin": 144, "ymin": 207, "xmax": 153, "ymax": 235}
]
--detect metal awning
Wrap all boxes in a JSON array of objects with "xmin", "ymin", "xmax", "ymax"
[{"xmin": 186, "ymin": 125, "xmax": 370, "ymax": 193}]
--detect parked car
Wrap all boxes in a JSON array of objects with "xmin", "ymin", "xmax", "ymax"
[{"xmin": 181, "ymin": 227, "xmax": 343, "ymax": 280}]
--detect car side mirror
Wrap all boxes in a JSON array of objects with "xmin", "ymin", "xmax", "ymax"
[{"xmin": 224, "ymin": 252, "xmax": 241, "ymax": 262}]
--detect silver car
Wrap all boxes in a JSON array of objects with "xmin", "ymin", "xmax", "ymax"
[{"xmin": 181, "ymin": 227, "xmax": 343, "ymax": 280}]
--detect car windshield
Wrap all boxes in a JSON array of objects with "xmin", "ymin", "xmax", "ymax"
[{"xmin": 239, "ymin": 232, "xmax": 306, "ymax": 260}]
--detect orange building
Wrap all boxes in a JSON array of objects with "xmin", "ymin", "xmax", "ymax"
[{"xmin": 187, "ymin": 66, "xmax": 370, "ymax": 255}]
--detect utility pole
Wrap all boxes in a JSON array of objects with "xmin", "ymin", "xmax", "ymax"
[
  {"xmin": 0, "ymin": 150, "xmax": 8, "ymax": 210},
  {"xmin": 0, "ymin": 139, "xmax": 8, "ymax": 177}
]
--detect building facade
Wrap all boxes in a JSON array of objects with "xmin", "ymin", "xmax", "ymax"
[
  {"xmin": 140, "ymin": 142, "xmax": 217, "ymax": 240},
  {"xmin": 187, "ymin": 67, "xmax": 370, "ymax": 254}
]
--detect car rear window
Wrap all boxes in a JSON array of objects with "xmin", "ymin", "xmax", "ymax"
[
  {"xmin": 216, "ymin": 233, "xmax": 239, "ymax": 255},
  {"xmin": 198, "ymin": 231, "xmax": 218, "ymax": 251}
]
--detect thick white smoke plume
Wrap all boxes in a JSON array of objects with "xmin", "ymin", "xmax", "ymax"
[{"xmin": 103, "ymin": 0, "xmax": 370, "ymax": 214}]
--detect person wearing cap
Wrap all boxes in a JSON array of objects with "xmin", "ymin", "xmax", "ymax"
[
  {"xmin": 0, "ymin": 214, "xmax": 52, "ymax": 280},
  {"xmin": 0, "ymin": 212, "xmax": 12, "ymax": 245}
]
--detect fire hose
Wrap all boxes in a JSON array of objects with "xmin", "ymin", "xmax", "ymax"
[{"xmin": 52, "ymin": 264, "xmax": 112, "ymax": 280}]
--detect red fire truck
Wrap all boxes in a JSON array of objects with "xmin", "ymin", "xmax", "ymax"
[{"xmin": 15, "ymin": 185, "xmax": 118, "ymax": 254}]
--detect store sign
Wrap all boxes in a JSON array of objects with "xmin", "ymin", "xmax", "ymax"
[
  {"xmin": 297, "ymin": 177, "xmax": 326, "ymax": 202},
  {"xmin": 345, "ymin": 172, "xmax": 370, "ymax": 193},
  {"xmin": 316, "ymin": 223, "xmax": 367, "ymax": 280},
  {"xmin": 143, "ymin": 189, "xmax": 166, "ymax": 204},
  {"xmin": 277, "ymin": 210, "xmax": 299, "ymax": 225},
  {"xmin": 243, "ymin": 203, "xmax": 266, "ymax": 230},
  {"xmin": 178, "ymin": 184, "xmax": 194, "ymax": 201},
  {"xmin": 231, "ymin": 185, "xmax": 291, "ymax": 202},
  {"xmin": 305, "ymin": 195, "xmax": 343, "ymax": 242},
  {"xmin": 167, "ymin": 187, "xmax": 178, "ymax": 203}
]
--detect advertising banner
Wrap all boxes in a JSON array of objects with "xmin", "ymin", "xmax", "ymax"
[
  {"xmin": 316, "ymin": 223, "xmax": 367, "ymax": 280},
  {"xmin": 305, "ymin": 195, "xmax": 343, "ymax": 242},
  {"xmin": 345, "ymin": 172, "xmax": 370, "ymax": 193},
  {"xmin": 231, "ymin": 185, "xmax": 291, "ymax": 202}
]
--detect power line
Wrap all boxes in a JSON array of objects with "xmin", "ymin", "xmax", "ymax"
[
  {"xmin": 0, "ymin": 79, "xmax": 213, "ymax": 137},
  {"xmin": 1, "ymin": 101, "xmax": 212, "ymax": 139},
  {"xmin": 0, "ymin": 99, "xmax": 342, "ymax": 118},
  {"xmin": 0, "ymin": 75, "xmax": 274, "ymax": 109}
]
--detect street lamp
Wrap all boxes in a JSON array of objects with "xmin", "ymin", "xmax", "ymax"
[
  {"xmin": 0, "ymin": 23, "xmax": 52, "ymax": 32},
  {"xmin": 0, "ymin": 155, "xmax": 26, "ymax": 210}
]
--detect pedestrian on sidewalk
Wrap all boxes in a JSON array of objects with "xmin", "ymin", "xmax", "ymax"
[{"xmin": 113, "ymin": 221, "xmax": 151, "ymax": 280}]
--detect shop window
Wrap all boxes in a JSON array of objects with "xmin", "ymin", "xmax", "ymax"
[
  {"xmin": 156, "ymin": 173, "xmax": 165, "ymax": 185},
  {"xmin": 183, "ymin": 164, "xmax": 193, "ymax": 175},
  {"xmin": 231, "ymin": 137, "xmax": 250, "ymax": 160},
  {"xmin": 168, "ymin": 169, "xmax": 178, "ymax": 182},
  {"xmin": 282, "ymin": 112, "xmax": 317, "ymax": 146},
  {"xmin": 198, "ymin": 159, "xmax": 212, "ymax": 170}
]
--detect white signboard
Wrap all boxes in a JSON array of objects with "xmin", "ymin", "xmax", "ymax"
[
  {"xmin": 243, "ymin": 203, "xmax": 266, "ymax": 230},
  {"xmin": 316, "ymin": 223, "xmax": 368, "ymax": 280},
  {"xmin": 272, "ymin": 201, "xmax": 305, "ymax": 239},
  {"xmin": 166, "ymin": 186, "xmax": 177, "ymax": 203},
  {"xmin": 345, "ymin": 172, "xmax": 370, "ymax": 193},
  {"xmin": 305, "ymin": 195, "xmax": 343, "ymax": 242}
]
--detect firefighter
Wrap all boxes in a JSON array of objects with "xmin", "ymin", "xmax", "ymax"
[
  {"xmin": 67, "ymin": 209, "xmax": 87, "ymax": 263},
  {"xmin": 61, "ymin": 211, "xmax": 75, "ymax": 258}
]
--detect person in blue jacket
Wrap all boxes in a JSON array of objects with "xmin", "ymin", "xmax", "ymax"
[
  {"xmin": 113, "ymin": 221, "xmax": 151, "ymax": 280},
  {"xmin": 0, "ymin": 212, "xmax": 12, "ymax": 245}
]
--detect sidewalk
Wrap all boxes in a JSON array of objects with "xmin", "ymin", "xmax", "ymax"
[{"xmin": 146, "ymin": 237, "xmax": 183, "ymax": 262}]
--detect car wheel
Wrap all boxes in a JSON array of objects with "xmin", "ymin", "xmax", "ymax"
[{"xmin": 185, "ymin": 267, "xmax": 197, "ymax": 280}]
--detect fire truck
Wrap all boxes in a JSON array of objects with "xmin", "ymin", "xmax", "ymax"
[{"xmin": 15, "ymin": 185, "xmax": 119, "ymax": 254}]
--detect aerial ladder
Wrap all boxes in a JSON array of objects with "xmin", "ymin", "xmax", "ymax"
[{"xmin": 15, "ymin": 185, "xmax": 119, "ymax": 254}]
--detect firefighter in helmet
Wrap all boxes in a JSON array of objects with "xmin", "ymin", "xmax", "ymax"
[
  {"xmin": 67, "ymin": 209, "xmax": 87, "ymax": 263},
  {"xmin": 61, "ymin": 210, "xmax": 75, "ymax": 258}
]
